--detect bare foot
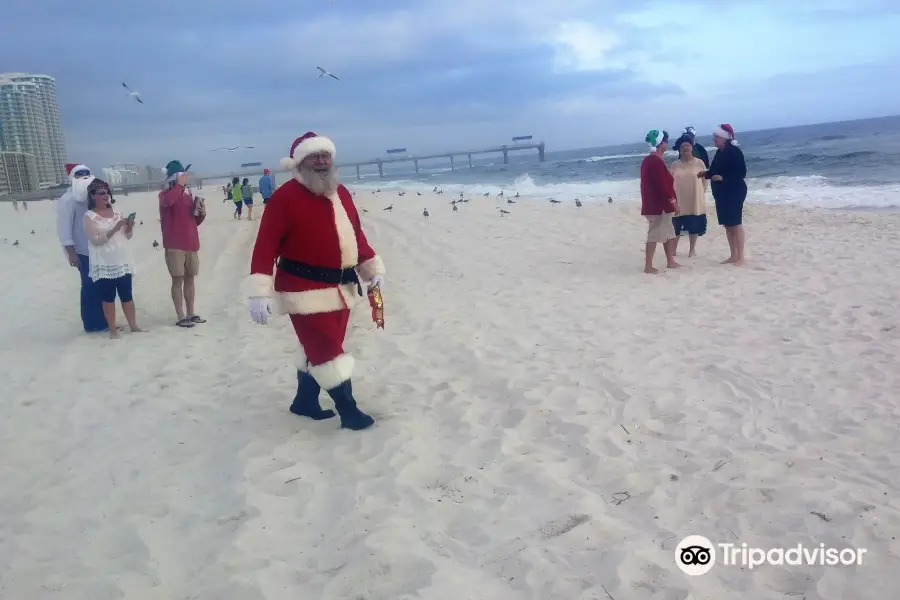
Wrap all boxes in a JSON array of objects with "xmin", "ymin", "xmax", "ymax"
[
  {"xmin": 667, "ymin": 262, "xmax": 682, "ymax": 269},
  {"xmin": 732, "ymin": 259, "xmax": 746, "ymax": 267},
  {"xmin": 644, "ymin": 266, "xmax": 660, "ymax": 274},
  {"xmin": 721, "ymin": 257, "xmax": 737, "ymax": 264},
  {"xmin": 130, "ymin": 326, "xmax": 147, "ymax": 333},
  {"xmin": 688, "ymin": 250, "xmax": 697, "ymax": 258},
  {"xmin": 109, "ymin": 330, "xmax": 121, "ymax": 339}
]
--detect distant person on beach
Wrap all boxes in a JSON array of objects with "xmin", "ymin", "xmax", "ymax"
[
  {"xmin": 160, "ymin": 160, "xmax": 208, "ymax": 327},
  {"xmin": 640, "ymin": 129, "xmax": 680, "ymax": 273},
  {"xmin": 684, "ymin": 126, "xmax": 710, "ymax": 168},
  {"xmin": 258, "ymin": 168, "xmax": 275, "ymax": 205},
  {"xmin": 247, "ymin": 131, "xmax": 386, "ymax": 431},
  {"xmin": 698, "ymin": 124, "xmax": 748, "ymax": 265},
  {"xmin": 56, "ymin": 163, "xmax": 108, "ymax": 332},
  {"xmin": 231, "ymin": 176, "xmax": 243, "ymax": 219},
  {"xmin": 241, "ymin": 177, "xmax": 255, "ymax": 220},
  {"xmin": 12, "ymin": 199, "xmax": 18, "ymax": 211},
  {"xmin": 83, "ymin": 178, "xmax": 143, "ymax": 339},
  {"xmin": 670, "ymin": 134, "xmax": 708, "ymax": 257}
]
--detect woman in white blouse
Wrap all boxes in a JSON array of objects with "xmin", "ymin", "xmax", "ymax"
[
  {"xmin": 83, "ymin": 178, "xmax": 143, "ymax": 338},
  {"xmin": 669, "ymin": 134, "xmax": 709, "ymax": 257}
]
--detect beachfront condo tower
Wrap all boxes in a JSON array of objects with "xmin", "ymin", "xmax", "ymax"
[{"xmin": 0, "ymin": 73, "xmax": 68, "ymax": 187}]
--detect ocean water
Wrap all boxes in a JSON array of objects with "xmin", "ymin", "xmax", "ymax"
[{"xmin": 340, "ymin": 116, "xmax": 900, "ymax": 209}]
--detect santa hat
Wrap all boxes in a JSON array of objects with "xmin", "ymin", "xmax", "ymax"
[
  {"xmin": 68, "ymin": 163, "xmax": 90, "ymax": 179},
  {"xmin": 645, "ymin": 129, "xmax": 669, "ymax": 152},
  {"xmin": 280, "ymin": 132, "xmax": 336, "ymax": 170},
  {"xmin": 264, "ymin": 168, "xmax": 270, "ymax": 175},
  {"xmin": 713, "ymin": 124, "xmax": 739, "ymax": 145}
]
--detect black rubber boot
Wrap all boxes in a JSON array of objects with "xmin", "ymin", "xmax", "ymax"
[
  {"xmin": 326, "ymin": 380, "xmax": 375, "ymax": 430},
  {"xmin": 289, "ymin": 370, "xmax": 336, "ymax": 420}
]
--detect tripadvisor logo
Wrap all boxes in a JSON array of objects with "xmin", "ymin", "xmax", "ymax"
[{"xmin": 675, "ymin": 535, "xmax": 867, "ymax": 575}]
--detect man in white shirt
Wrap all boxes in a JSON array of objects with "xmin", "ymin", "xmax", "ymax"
[{"xmin": 56, "ymin": 163, "xmax": 108, "ymax": 332}]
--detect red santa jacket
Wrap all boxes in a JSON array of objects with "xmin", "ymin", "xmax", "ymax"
[{"xmin": 246, "ymin": 178, "xmax": 385, "ymax": 315}]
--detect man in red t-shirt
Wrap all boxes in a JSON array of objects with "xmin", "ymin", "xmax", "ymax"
[
  {"xmin": 159, "ymin": 160, "xmax": 207, "ymax": 327},
  {"xmin": 640, "ymin": 129, "xmax": 680, "ymax": 274}
]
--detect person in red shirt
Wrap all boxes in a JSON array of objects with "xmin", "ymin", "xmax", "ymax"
[
  {"xmin": 640, "ymin": 129, "xmax": 680, "ymax": 274},
  {"xmin": 160, "ymin": 160, "xmax": 207, "ymax": 327}
]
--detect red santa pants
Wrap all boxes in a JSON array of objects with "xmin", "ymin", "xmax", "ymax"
[{"xmin": 289, "ymin": 309, "xmax": 353, "ymax": 389}]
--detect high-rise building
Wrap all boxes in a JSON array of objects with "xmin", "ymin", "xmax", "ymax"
[
  {"xmin": 0, "ymin": 73, "xmax": 67, "ymax": 186},
  {"xmin": 0, "ymin": 151, "xmax": 40, "ymax": 195}
]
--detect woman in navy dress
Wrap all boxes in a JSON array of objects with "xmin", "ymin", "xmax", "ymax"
[{"xmin": 698, "ymin": 124, "xmax": 747, "ymax": 265}]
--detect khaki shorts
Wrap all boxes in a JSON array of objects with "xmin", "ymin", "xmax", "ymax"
[
  {"xmin": 646, "ymin": 214, "xmax": 676, "ymax": 244},
  {"xmin": 165, "ymin": 249, "xmax": 200, "ymax": 277}
]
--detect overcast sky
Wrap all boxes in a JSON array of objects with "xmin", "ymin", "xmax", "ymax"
[{"xmin": 3, "ymin": 0, "xmax": 899, "ymax": 173}]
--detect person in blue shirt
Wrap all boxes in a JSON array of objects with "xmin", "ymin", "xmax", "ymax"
[
  {"xmin": 258, "ymin": 168, "xmax": 275, "ymax": 205},
  {"xmin": 55, "ymin": 163, "xmax": 108, "ymax": 332}
]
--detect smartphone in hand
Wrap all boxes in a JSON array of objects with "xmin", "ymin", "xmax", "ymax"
[{"xmin": 127, "ymin": 212, "xmax": 137, "ymax": 220}]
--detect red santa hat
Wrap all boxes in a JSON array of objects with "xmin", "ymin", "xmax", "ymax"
[
  {"xmin": 713, "ymin": 124, "xmax": 739, "ymax": 145},
  {"xmin": 280, "ymin": 132, "xmax": 336, "ymax": 170}
]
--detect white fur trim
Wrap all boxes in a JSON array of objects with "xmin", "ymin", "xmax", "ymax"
[
  {"xmin": 308, "ymin": 354, "xmax": 355, "ymax": 390},
  {"xmin": 357, "ymin": 255, "xmax": 385, "ymax": 282},
  {"xmin": 281, "ymin": 136, "xmax": 336, "ymax": 169},
  {"xmin": 329, "ymin": 192, "xmax": 358, "ymax": 267},
  {"xmin": 295, "ymin": 347, "xmax": 309, "ymax": 372},
  {"xmin": 713, "ymin": 126, "xmax": 732, "ymax": 140},
  {"xmin": 245, "ymin": 274, "xmax": 274, "ymax": 297},
  {"xmin": 274, "ymin": 283, "xmax": 360, "ymax": 315}
]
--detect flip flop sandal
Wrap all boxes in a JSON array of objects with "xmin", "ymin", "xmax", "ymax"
[
  {"xmin": 176, "ymin": 318, "xmax": 195, "ymax": 328},
  {"xmin": 189, "ymin": 315, "xmax": 207, "ymax": 324}
]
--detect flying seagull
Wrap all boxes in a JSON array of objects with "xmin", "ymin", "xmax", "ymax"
[
  {"xmin": 122, "ymin": 82, "xmax": 143, "ymax": 104},
  {"xmin": 210, "ymin": 146, "xmax": 254, "ymax": 152},
  {"xmin": 317, "ymin": 67, "xmax": 340, "ymax": 81}
]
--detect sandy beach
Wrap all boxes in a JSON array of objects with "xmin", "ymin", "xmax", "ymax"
[{"xmin": 1, "ymin": 189, "xmax": 899, "ymax": 600}]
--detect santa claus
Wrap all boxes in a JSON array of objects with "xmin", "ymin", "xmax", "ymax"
[{"xmin": 246, "ymin": 132, "xmax": 386, "ymax": 431}]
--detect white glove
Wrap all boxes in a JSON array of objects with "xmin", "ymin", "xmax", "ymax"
[
  {"xmin": 249, "ymin": 297, "xmax": 271, "ymax": 324},
  {"xmin": 369, "ymin": 274, "xmax": 385, "ymax": 290}
]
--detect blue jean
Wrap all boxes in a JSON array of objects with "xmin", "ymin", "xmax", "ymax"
[{"xmin": 77, "ymin": 254, "xmax": 108, "ymax": 332}]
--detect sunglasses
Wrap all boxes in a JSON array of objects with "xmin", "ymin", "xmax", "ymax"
[{"xmin": 73, "ymin": 169, "xmax": 91, "ymax": 177}]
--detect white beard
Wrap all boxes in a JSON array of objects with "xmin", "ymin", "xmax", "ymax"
[
  {"xmin": 71, "ymin": 176, "xmax": 95, "ymax": 203},
  {"xmin": 298, "ymin": 165, "xmax": 339, "ymax": 196}
]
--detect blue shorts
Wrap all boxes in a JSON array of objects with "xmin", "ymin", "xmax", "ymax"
[
  {"xmin": 94, "ymin": 274, "xmax": 133, "ymax": 303},
  {"xmin": 243, "ymin": 198, "xmax": 253, "ymax": 206}
]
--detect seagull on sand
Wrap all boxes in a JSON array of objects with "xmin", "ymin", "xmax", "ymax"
[
  {"xmin": 423, "ymin": 208, "xmax": 429, "ymax": 218},
  {"xmin": 152, "ymin": 240, "xmax": 159, "ymax": 249},
  {"xmin": 122, "ymin": 82, "xmax": 143, "ymax": 104},
  {"xmin": 575, "ymin": 199, "xmax": 582, "ymax": 207},
  {"xmin": 317, "ymin": 67, "xmax": 340, "ymax": 81},
  {"xmin": 453, "ymin": 204, "xmax": 458, "ymax": 212},
  {"xmin": 383, "ymin": 205, "xmax": 393, "ymax": 211},
  {"xmin": 550, "ymin": 198, "xmax": 561, "ymax": 204},
  {"xmin": 499, "ymin": 209, "xmax": 510, "ymax": 216},
  {"xmin": 507, "ymin": 198, "xmax": 516, "ymax": 204},
  {"xmin": 210, "ymin": 146, "xmax": 254, "ymax": 152}
]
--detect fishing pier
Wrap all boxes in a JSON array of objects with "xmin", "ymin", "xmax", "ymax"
[{"xmin": 337, "ymin": 140, "xmax": 546, "ymax": 179}]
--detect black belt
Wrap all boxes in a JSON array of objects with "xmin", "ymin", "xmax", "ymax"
[{"xmin": 278, "ymin": 257, "xmax": 363, "ymax": 296}]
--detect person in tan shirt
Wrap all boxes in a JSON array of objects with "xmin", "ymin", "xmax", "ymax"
[{"xmin": 670, "ymin": 134, "xmax": 709, "ymax": 257}]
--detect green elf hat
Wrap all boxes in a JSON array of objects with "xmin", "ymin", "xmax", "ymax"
[
  {"xmin": 645, "ymin": 129, "xmax": 669, "ymax": 152},
  {"xmin": 165, "ymin": 160, "xmax": 191, "ymax": 182}
]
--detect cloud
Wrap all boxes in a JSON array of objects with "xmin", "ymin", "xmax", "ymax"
[{"xmin": 0, "ymin": 0, "xmax": 898, "ymax": 172}]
